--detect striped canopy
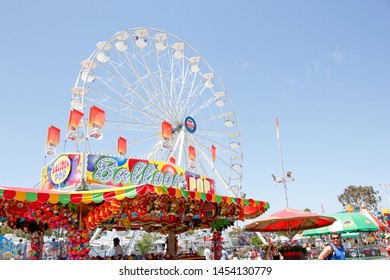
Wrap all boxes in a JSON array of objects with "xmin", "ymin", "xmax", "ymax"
[
  {"xmin": 0, "ymin": 185, "xmax": 268, "ymax": 213},
  {"xmin": 0, "ymin": 185, "xmax": 269, "ymax": 233}
]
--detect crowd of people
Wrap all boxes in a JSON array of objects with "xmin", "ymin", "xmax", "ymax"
[
  {"xmin": 3, "ymin": 230, "xmax": 389, "ymax": 260},
  {"xmin": 200, "ymin": 245, "xmax": 284, "ymax": 260}
]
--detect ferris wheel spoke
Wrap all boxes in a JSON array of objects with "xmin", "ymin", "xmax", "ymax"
[
  {"xmin": 104, "ymin": 120, "xmax": 158, "ymax": 132},
  {"xmin": 192, "ymin": 135, "xmax": 238, "ymax": 170},
  {"xmin": 181, "ymin": 74, "xmax": 209, "ymax": 118},
  {"xmin": 96, "ymin": 54, "xmax": 173, "ymax": 123},
  {"xmin": 94, "ymin": 48, "xmax": 172, "ymax": 124},
  {"xmin": 186, "ymin": 137, "xmax": 233, "ymax": 195},
  {"xmin": 178, "ymin": 69, "xmax": 200, "ymax": 119},
  {"xmin": 198, "ymin": 149, "xmax": 233, "ymax": 195},
  {"xmin": 166, "ymin": 53, "xmax": 182, "ymax": 121},
  {"xmin": 195, "ymin": 128, "xmax": 239, "ymax": 144},
  {"xmin": 86, "ymin": 83, "xmax": 164, "ymax": 125},
  {"xmin": 186, "ymin": 84, "xmax": 212, "ymax": 116},
  {"xmin": 125, "ymin": 36, "xmax": 176, "ymax": 120},
  {"xmin": 89, "ymin": 69, "xmax": 156, "ymax": 117},
  {"xmin": 171, "ymin": 62, "xmax": 190, "ymax": 121},
  {"xmin": 115, "ymin": 47, "xmax": 172, "ymax": 119},
  {"xmin": 189, "ymin": 93, "xmax": 225, "ymax": 119},
  {"xmin": 125, "ymin": 132, "xmax": 160, "ymax": 146}
]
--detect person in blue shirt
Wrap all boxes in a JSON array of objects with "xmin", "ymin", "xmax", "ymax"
[
  {"xmin": 15, "ymin": 239, "xmax": 23, "ymax": 258},
  {"xmin": 318, "ymin": 232, "xmax": 346, "ymax": 260},
  {"xmin": 221, "ymin": 248, "xmax": 228, "ymax": 260}
]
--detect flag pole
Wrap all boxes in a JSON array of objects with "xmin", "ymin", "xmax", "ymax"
[{"xmin": 276, "ymin": 117, "xmax": 289, "ymax": 208}]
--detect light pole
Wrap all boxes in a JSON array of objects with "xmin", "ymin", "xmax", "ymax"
[
  {"xmin": 272, "ymin": 171, "xmax": 294, "ymax": 208},
  {"xmin": 273, "ymin": 117, "xmax": 294, "ymax": 208}
]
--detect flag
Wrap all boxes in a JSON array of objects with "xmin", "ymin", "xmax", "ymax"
[
  {"xmin": 189, "ymin": 145, "xmax": 196, "ymax": 169},
  {"xmin": 45, "ymin": 125, "xmax": 60, "ymax": 156},
  {"xmin": 162, "ymin": 121, "xmax": 172, "ymax": 148},
  {"xmin": 118, "ymin": 136, "xmax": 127, "ymax": 156},
  {"xmin": 88, "ymin": 106, "xmax": 105, "ymax": 139},
  {"xmin": 276, "ymin": 117, "xmax": 280, "ymax": 139},
  {"xmin": 211, "ymin": 145, "xmax": 216, "ymax": 162},
  {"xmin": 66, "ymin": 109, "xmax": 84, "ymax": 141}
]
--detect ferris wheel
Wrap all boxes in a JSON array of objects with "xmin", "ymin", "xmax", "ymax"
[{"xmin": 69, "ymin": 27, "xmax": 243, "ymax": 197}]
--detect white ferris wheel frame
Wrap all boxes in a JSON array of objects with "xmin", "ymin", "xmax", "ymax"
[{"xmin": 68, "ymin": 27, "xmax": 243, "ymax": 197}]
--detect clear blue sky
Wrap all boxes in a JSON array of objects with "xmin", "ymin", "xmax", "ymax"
[{"xmin": 0, "ymin": 0, "xmax": 389, "ymax": 217}]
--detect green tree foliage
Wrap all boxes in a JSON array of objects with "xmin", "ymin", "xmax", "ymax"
[
  {"xmin": 228, "ymin": 227, "xmax": 244, "ymax": 238},
  {"xmin": 0, "ymin": 224, "xmax": 13, "ymax": 235},
  {"xmin": 337, "ymin": 185, "xmax": 381, "ymax": 212},
  {"xmin": 250, "ymin": 235, "xmax": 261, "ymax": 246},
  {"xmin": 136, "ymin": 233, "xmax": 159, "ymax": 255}
]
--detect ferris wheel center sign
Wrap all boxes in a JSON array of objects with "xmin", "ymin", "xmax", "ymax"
[{"xmin": 185, "ymin": 116, "xmax": 196, "ymax": 133}]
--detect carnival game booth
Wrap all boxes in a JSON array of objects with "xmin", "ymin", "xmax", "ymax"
[
  {"xmin": 0, "ymin": 154, "xmax": 269, "ymax": 260},
  {"xmin": 0, "ymin": 184, "xmax": 268, "ymax": 260}
]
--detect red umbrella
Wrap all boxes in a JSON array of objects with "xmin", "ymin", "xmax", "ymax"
[
  {"xmin": 359, "ymin": 208, "xmax": 388, "ymax": 232},
  {"xmin": 244, "ymin": 208, "xmax": 336, "ymax": 239}
]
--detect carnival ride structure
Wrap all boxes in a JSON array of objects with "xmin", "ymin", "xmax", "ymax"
[{"xmin": 0, "ymin": 27, "xmax": 269, "ymax": 260}]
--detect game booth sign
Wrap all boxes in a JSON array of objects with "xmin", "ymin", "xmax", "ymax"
[{"xmin": 0, "ymin": 153, "xmax": 270, "ymax": 260}]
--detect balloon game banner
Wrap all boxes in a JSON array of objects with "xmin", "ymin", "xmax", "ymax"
[
  {"xmin": 67, "ymin": 109, "xmax": 84, "ymax": 141},
  {"xmin": 188, "ymin": 145, "xmax": 196, "ymax": 169},
  {"xmin": 45, "ymin": 125, "xmax": 61, "ymax": 156},
  {"xmin": 86, "ymin": 154, "xmax": 215, "ymax": 193},
  {"xmin": 161, "ymin": 121, "xmax": 172, "ymax": 148},
  {"xmin": 40, "ymin": 153, "xmax": 83, "ymax": 189},
  {"xmin": 88, "ymin": 106, "xmax": 106, "ymax": 139},
  {"xmin": 211, "ymin": 145, "xmax": 216, "ymax": 162},
  {"xmin": 117, "ymin": 136, "xmax": 127, "ymax": 156}
]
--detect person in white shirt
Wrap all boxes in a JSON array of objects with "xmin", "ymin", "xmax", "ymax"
[{"xmin": 203, "ymin": 246, "xmax": 211, "ymax": 260}]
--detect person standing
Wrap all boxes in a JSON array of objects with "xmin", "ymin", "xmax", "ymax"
[
  {"xmin": 250, "ymin": 248, "xmax": 259, "ymax": 260},
  {"xmin": 263, "ymin": 245, "xmax": 272, "ymax": 260},
  {"xmin": 15, "ymin": 239, "xmax": 23, "ymax": 258},
  {"xmin": 22, "ymin": 240, "xmax": 28, "ymax": 260},
  {"xmin": 203, "ymin": 246, "xmax": 211, "ymax": 260},
  {"xmin": 318, "ymin": 232, "xmax": 346, "ymax": 260},
  {"xmin": 113, "ymin": 237, "xmax": 124, "ymax": 259},
  {"xmin": 270, "ymin": 245, "xmax": 282, "ymax": 260},
  {"xmin": 221, "ymin": 247, "xmax": 228, "ymax": 260}
]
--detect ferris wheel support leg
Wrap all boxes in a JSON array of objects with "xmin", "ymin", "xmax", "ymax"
[
  {"xmin": 89, "ymin": 228, "xmax": 102, "ymax": 244},
  {"xmin": 176, "ymin": 130, "xmax": 185, "ymax": 167}
]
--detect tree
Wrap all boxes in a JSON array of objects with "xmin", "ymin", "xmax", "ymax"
[
  {"xmin": 136, "ymin": 233, "xmax": 159, "ymax": 255},
  {"xmin": 250, "ymin": 235, "xmax": 261, "ymax": 246},
  {"xmin": 228, "ymin": 227, "xmax": 244, "ymax": 239},
  {"xmin": 337, "ymin": 185, "xmax": 381, "ymax": 212}
]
